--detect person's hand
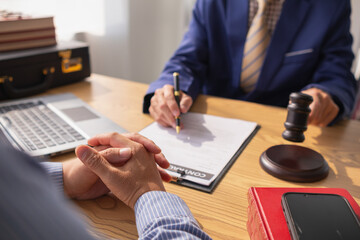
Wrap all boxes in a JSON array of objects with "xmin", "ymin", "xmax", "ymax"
[
  {"xmin": 76, "ymin": 134, "xmax": 166, "ymax": 209},
  {"xmin": 63, "ymin": 132, "xmax": 171, "ymax": 200},
  {"xmin": 301, "ymin": 88, "xmax": 339, "ymax": 127},
  {"xmin": 63, "ymin": 147, "xmax": 131, "ymax": 200},
  {"xmin": 88, "ymin": 132, "xmax": 171, "ymax": 182},
  {"xmin": 149, "ymin": 84, "xmax": 193, "ymax": 128}
]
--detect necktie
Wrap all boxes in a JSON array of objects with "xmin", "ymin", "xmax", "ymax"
[{"xmin": 240, "ymin": 0, "xmax": 271, "ymax": 93}]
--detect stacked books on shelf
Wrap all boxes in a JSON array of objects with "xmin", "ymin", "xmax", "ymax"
[{"xmin": 0, "ymin": 10, "xmax": 57, "ymax": 52}]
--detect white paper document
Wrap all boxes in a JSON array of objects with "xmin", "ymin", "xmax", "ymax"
[{"xmin": 139, "ymin": 113, "xmax": 258, "ymax": 186}]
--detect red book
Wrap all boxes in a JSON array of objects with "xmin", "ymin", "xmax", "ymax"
[{"xmin": 247, "ymin": 187, "xmax": 360, "ymax": 240}]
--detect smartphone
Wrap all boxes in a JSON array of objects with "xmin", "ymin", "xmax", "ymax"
[{"xmin": 281, "ymin": 192, "xmax": 360, "ymax": 240}]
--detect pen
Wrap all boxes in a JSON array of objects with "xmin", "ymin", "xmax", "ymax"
[
  {"xmin": 173, "ymin": 72, "xmax": 181, "ymax": 134},
  {"xmin": 167, "ymin": 170, "xmax": 185, "ymax": 183},
  {"xmin": 169, "ymin": 173, "xmax": 183, "ymax": 183}
]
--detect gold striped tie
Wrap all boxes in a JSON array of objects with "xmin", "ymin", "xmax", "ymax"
[{"xmin": 240, "ymin": 0, "xmax": 271, "ymax": 92}]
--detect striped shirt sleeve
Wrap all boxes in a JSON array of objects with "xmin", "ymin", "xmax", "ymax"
[
  {"xmin": 40, "ymin": 162, "xmax": 64, "ymax": 194},
  {"xmin": 135, "ymin": 191, "xmax": 212, "ymax": 240}
]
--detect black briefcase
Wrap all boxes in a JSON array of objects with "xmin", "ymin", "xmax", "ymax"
[{"xmin": 0, "ymin": 41, "xmax": 91, "ymax": 100}]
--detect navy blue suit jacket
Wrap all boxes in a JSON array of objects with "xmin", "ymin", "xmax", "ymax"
[{"xmin": 144, "ymin": 0, "xmax": 357, "ymax": 122}]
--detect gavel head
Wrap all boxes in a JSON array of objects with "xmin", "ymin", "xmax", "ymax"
[{"xmin": 282, "ymin": 92, "xmax": 313, "ymax": 142}]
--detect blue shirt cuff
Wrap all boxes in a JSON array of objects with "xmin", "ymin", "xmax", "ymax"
[
  {"xmin": 40, "ymin": 162, "xmax": 64, "ymax": 194},
  {"xmin": 134, "ymin": 191, "xmax": 211, "ymax": 239}
]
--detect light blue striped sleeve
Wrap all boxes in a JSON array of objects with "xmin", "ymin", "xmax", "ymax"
[
  {"xmin": 135, "ymin": 191, "xmax": 212, "ymax": 240},
  {"xmin": 40, "ymin": 162, "xmax": 64, "ymax": 193}
]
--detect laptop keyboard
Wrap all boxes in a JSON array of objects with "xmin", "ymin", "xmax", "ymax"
[{"xmin": 0, "ymin": 101, "xmax": 85, "ymax": 151}]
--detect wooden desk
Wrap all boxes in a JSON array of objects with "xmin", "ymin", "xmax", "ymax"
[{"xmin": 48, "ymin": 74, "xmax": 360, "ymax": 240}]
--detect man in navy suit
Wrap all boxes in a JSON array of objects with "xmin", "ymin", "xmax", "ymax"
[{"xmin": 143, "ymin": 0, "xmax": 357, "ymax": 127}]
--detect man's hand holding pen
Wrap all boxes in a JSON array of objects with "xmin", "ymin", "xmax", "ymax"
[{"xmin": 149, "ymin": 74, "xmax": 193, "ymax": 130}]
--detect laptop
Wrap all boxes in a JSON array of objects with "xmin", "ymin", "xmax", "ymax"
[{"xmin": 0, "ymin": 93, "xmax": 127, "ymax": 157}]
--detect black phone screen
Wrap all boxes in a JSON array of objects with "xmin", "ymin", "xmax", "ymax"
[{"xmin": 281, "ymin": 192, "xmax": 360, "ymax": 240}]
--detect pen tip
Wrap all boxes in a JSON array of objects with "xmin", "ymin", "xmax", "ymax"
[
  {"xmin": 173, "ymin": 72, "xmax": 179, "ymax": 77},
  {"xmin": 176, "ymin": 126, "xmax": 180, "ymax": 134}
]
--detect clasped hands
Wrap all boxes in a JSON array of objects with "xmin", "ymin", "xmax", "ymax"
[{"xmin": 63, "ymin": 132, "xmax": 171, "ymax": 209}]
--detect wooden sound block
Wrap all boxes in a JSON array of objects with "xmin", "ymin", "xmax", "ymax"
[{"xmin": 260, "ymin": 145, "xmax": 329, "ymax": 182}]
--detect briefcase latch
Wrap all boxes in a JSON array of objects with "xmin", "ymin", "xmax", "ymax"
[
  {"xmin": 0, "ymin": 76, "xmax": 13, "ymax": 84},
  {"xmin": 58, "ymin": 50, "xmax": 83, "ymax": 74}
]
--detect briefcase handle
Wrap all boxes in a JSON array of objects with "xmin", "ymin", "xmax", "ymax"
[{"xmin": 1, "ymin": 67, "xmax": 54, "ymax": 99}]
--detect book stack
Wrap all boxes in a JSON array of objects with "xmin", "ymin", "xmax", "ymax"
[{"xmin": 0, "ymin": 10, "xmax": 57, "ymax": 52}]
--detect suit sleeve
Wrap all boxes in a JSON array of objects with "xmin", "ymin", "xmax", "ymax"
[
  {"xmin": 143, "ymin": 0, "xmax": 209, "ymax": 113},
  {"xmin": 301, "ymin": 0, "xmax": 357, "ymax": 121}
]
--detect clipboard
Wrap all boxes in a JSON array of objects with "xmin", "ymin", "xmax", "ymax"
[
  {"xmin": 172, "ymin": 125, "xmax": 260, "ymax": 193},
  {"xmin": 139, "ymin": 113, "xmax": 260, "ymax": 193}
]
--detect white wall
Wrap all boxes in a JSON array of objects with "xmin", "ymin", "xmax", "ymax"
[
  {"xmin": 1, "ymin": 0, "xmax": 359, "ymax": 82},
  {"xmin": 127, "ymin": 0, "xmax": 190, "ymax": 83},
  {"xmin": 1, "ymin": 0, "xmax": 194, "ymax": 83}
]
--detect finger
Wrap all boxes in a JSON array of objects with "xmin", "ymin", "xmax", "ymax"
[
  {"xmin": 90, "ymin": 132, "xmax": 162, "ymax": 155},
  {"xmin": 149, "ymin": 105, "xmax": 170, "ymax": 127},
  {"xmin": 156, "ymin": 90, "xmax": 178, "ymax": 127},
  {"xmin": 122, "ymin": 133, "xmax": 161, "ymax": 154},
  {"xmin": 88, "ymin": 132, "xmax": 131, "ymax": 148},
  {"xmin": 307, "ymin": 102, "xmax": 316, "ymax": 125},
  {"xmin": 180, "ymin": 93, "xmax": 193, "ymax": 113},
  {"xmin": 163, "ymin": 85, "xmax": 180, "ymax": 117},
  {"xmin": 320, "ymin": 95, "xmax": 339, "ymax": 126},
  {"xmin": 150, "ymin": 114, "xmax": 171, "ymax": 128},
  {"xmin": 150, "ymin": 90, "xmax": 177, "ymax": 128},
  {"xmin": 312, "ymin": 96, "xmax": 333, "ymax": 126},
  {"xmin": 310, "ymin": 102, "xmax": 323, "ymax": 126},
  {"xmin": 100, "ymin": 147, "xmax": 132, "ymax": 164},
  {"xmin": 319, "ymin": 102, "xmax": 339, "ymax": 127},
  {"xmin": 308, "ymin": 94, "xmax": 323, "ymax": 126},
  {"xmin": 157, "ymin": 166, "xmax": 172, "ymax": 182},
  {"xmin": 76, "ymin": 145, "xmax": 114, "ymax": 178},
  {"xmin": 93, "ymin": 145, "xmax": 111, "ymax": 152},
  {"xmin": 154, "ymin": 153, "xmax": 170, "ymax": 169}
]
